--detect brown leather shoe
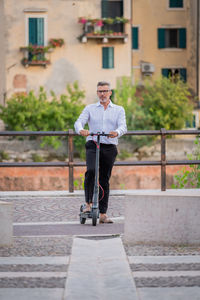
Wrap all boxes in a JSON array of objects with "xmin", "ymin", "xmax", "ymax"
[{"xmin": 99, "ymin": 215, "xmax": 113, "ymax": 224}]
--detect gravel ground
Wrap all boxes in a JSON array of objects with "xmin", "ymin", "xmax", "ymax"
[
  {"xmin": 0, "ymin": 278, "xmax": 66, "ymax": 288},
  {"xmin": 0, "ymin": 265, "xmax": 68, "ymax": 272},
  {"xmin": 130, "ymin": 263, "xmax": 200, "ymax": 272},
  {"xmin": 122, "ymin": 239, "xmax": 200, "ymax": 256},
  {"xmin": 134, "ymin": 276, "xmax": 200, "ymax": 288},
  {"xmin": 0, "ymin": 236, "xmax": 73, "ymax": 257}
]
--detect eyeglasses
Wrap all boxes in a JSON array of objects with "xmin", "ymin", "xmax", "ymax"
[{"xmin": 97, "ymin": 90, "xmax": 110, "ymax": 93}]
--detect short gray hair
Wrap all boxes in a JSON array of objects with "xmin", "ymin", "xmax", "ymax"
[{"xmin": 97, "ymin": 81, "xmax": 111, "ymax": 89}]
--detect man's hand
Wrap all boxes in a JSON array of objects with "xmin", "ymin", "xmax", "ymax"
[
  {"xmin": 109, "ymin": 131, "xmax": 118, "ymax": 138},
  {"xmin": 80, "ymin": 129, "xmax": 90, "ymax": 137}
]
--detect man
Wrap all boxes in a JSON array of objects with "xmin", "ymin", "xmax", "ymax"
[{"xmin": 74, "ymin": 81, "xmax": 127, "ymax": 223}]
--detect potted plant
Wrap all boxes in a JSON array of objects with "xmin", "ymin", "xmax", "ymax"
[
  {"xmin": 49, "ymin": 38, "xmax": 64, "ymax": 48},
  {"xmin": 103, "ymin": 17, "xmax": 114, "ymax": 25}
]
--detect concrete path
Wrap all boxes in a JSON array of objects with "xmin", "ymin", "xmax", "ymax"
[{"xmin": 64, "ymin": 236, "xmax": 138, "ymax": 300}]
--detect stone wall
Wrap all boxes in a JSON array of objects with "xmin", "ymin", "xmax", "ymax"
[{"xmin": 0, "ymin": 165, "xmax": 183, "ymax": 191}]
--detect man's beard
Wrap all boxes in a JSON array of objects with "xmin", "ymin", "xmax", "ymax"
[{"xmin": 99, "ymin": 97, "xmax": 108, "ymax": 103}]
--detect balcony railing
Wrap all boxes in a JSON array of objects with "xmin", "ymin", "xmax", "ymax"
[
  {"xmin": 0, "ymin": 129, "xmax": 200, "ymax": 192},
  {"xmin": 20, "ymin": 40, "xmax": 64, "ymax": 68},
  {"xmin": 20, "ymin": 47, "xmax": 51, "ymax": 68},
  {"xmin": 78, "ymin": 17, "xmax": 129, "ymax": 44}
]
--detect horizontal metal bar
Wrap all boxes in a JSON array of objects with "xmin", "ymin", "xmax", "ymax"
[
  {"xmin": 0, "ymin": 160, "xmax": 199, "ymax": 168},
  {"xmin": 166, "ymin": 160, "xmax": 200, "ymax": 165},
  {"xmin": 0, "ymin": 162, "xmax": 69, "ymax": 167},
  {"xmin": 0, "ymin": 129, "xmax": 199, "ymax": 137},
  {"xmin": 0, "ymin": 131, "xmax": 70, "ymax": 137},
  {"xmin": 125, "ymin": 130, "xmax": 160, "ymax": 136}
]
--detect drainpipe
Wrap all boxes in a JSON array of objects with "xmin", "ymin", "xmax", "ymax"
[
  {"xmin": 197, "ymin": 0, "xmax": 200, "ymax": 106},
  {"xmin": 130, "ymin": 0, "xmax": 133, "ymax": 84}
]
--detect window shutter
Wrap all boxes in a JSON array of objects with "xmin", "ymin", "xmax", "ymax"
[
  {"xmin": 102, "ymin": 47, "xmax": 114, "ymax": 69},
  {"xmin": 132, "ymin": 27, "xmax": 139, "ymax": 49},
  {"xmin": 108, "ymin": 47, "xmax": 114, "ymax": 68},
  {"xmin": 180, "ymin": 68, "xmax": 187, "ymax": 82},
  {"xmin": 29, "ymin": 18, "xmax": 37, "ymax": 44},
  {"xmin": 158, "ymin": 28, "xmax": 165, "ymax": 48},
  {"xmin": 37, "ymin": 18, "xmax": 44, "ymax": 46},
  {"xmin": 101, "ymin": 0, "xmax": 109, "ymax": 18},
  {"xmin": 169, "ymin": 0, "xmax": 183, "ymax": 8},
  {"xmin": 179, "ymin": 28, "xmax": 186, "ymax": 48},
  {"xmin": 29, "ymin": 18, "xmax": 44, "ymax": 45},
  {"xmin": 162, "ymin": 69, "xmax": 169, "ymax": 78}
]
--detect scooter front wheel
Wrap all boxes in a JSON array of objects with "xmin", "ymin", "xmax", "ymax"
[
  {"xmin": 80, "ymin": 204, "xmax": 86, "ymax": 224},
  {"xmin": 80, "ymin": 215, "xmax": 86, "ymax": 224},
  {"xmin": 92, "ymin": 208, "xmax": 98, "ymax": 226}
]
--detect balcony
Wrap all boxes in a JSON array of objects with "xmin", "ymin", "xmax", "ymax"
[
  {"xmin": 78, "ymin": 17, "xmax": 129, "ymax": 44},
  {"xmin": 20, "ymin": 46, "xmax": 51, "ymax": 68},
  {"xmin": 20, "ymin": 39, "xmax": 64, "ymax": 68}
]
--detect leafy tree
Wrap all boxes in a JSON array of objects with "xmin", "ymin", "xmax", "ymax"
[
  {"xmin": 114, "ymin": 76, "xmax": 194, "ymax": 149},
  {"xmin": 0, "ymin": 81, "xmax": 86, "ymax": 157}
]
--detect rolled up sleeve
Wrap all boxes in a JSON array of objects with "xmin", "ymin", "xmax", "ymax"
[
  {"xmin": 116, "ymin": 107, "xmax": 127, "ymax": 137},
  {"xmin": 74, "ymin": 106, "xmax": 89, "ymax": 134}
]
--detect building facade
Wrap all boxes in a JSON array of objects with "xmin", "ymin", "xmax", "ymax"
[
  {"xmin": 131, "ymin": 0, "xmax": 200, "ymax": 127},
  {"xmin": 0, "ymin": 0, "xmax": 131, "ymax": 104}
]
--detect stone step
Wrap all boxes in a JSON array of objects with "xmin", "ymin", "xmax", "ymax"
[
  {"xmin": 128, "ymin": 256, "xmax": 200, "ymax": 287},
  {"xmin": 0, "ymin": 256, "xmax": 69, "ymax": 288},
  {"xmin": 0, "ymin": 272, "xmax": 67, "ymax": 278},
  {"xmin": 0, "ymin": 256, "xmax": 69, "ymax": 265}
]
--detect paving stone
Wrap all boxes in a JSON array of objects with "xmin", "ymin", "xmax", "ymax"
[{"xmin": 0, "ymin": 196, "xmax": 124, "ymax": 222}]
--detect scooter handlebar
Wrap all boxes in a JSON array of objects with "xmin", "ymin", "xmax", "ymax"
[{"xmin": 90, "ymin": 132, "xmax": 110, "ymax": 137}]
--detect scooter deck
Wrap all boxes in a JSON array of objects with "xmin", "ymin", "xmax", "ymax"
[{"xmin": 79, "ymin": 209, "xmax": 99, "ymax": 219}]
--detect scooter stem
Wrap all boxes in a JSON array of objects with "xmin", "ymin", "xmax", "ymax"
[{"xmin": 92, "ymin": 133, "xmax": 100, "ymax": 209}]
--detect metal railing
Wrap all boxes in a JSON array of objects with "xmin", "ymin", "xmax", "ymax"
[{"xmin": 0, "ymin": 129, "xmax": 200, "ymax": 192}]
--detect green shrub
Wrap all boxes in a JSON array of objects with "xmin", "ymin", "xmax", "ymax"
[
  {"xmin": 31, "ymin": 153, "xmax": 44, "ymax": 162},
  {"xmin": 0, "ymin": 81, "xmax": 86, "ymax": 158},
  {"xmin": 172, "ymin": 137, "xmax": 200, "ymax": 188},
  {"xmin": 0, "ymin": 151, "xmax": 10, "ymax": 161}
]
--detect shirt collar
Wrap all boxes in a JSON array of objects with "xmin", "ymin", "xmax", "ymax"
[{"xmin": 96, "ymin": 100, "xmax": 114, "ymax": 107}]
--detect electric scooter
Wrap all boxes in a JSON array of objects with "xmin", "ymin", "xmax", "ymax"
[{"xmin": 79, "ymin": 132, "xmax": 109, "ymax": 226}]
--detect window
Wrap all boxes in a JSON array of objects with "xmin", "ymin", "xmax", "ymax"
[
  {"xmin": 185, "ymin": 115, "xmax": 196, "ymax": 128},
  {"xmin": 132, "ymin": 27, "xmax": 139, "ymax": 49},
  {"xmin": 102, "ymin": 47, "xmax": 114, "ymax": 69},
  {"xmin": 101, "ymin": 0, "xmax": 123, "ymax": 18},
  {"xmin": 169, "ymin": 0, "xmax": 183, "ymax": 8},
  {"xmin": 101, "ymin": 0, "xmax": 123, "ymax": 32},
  {"xmin": 158, "ymin": 28, "xmax": 186, "ymax": 48},
  {"xmin": 162, "ymin": 68, "xmax": 187, "ymax": 82}
]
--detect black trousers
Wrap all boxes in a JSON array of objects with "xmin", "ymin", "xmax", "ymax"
[{"xmin": 84, "ymin": 140, "xmax": 118, "ymax": 214}]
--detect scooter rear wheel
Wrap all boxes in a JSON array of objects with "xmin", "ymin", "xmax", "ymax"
[{"xmin": 92, "ymin": 208, "xmax": 98, "ymax": 226}]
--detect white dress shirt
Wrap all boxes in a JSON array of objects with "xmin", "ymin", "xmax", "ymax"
[{"xmin": 74, "ymin": 101, "xmax": 127, "ymax": 145}]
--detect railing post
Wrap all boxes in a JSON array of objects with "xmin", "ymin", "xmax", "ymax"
[
  {"xmin": 68, "ymin": 129, "xmax": 74, "ymax": 193},
  {"xmin": 160, "ymin": 128, "xmax": 166, "ymax": 191}
]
